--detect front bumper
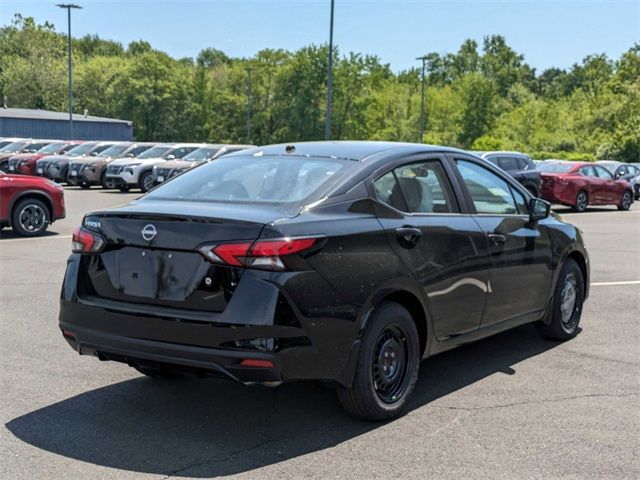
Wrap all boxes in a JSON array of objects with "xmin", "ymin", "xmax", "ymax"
[{"xmin": 68, "ymin": 167, "xmax": 102, "ymax": 185}]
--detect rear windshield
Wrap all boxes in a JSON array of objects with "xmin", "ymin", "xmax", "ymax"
[
  {"xmin": 537, "ymin": 162, "xmax": 574, "ymax": 173},
  {"xmin": 66, "ymin": 142, "xmax": 98, "ymax": 156},
  {"xmin": 144, "ymin": 155, "xmax": 351, "ymax": 205}
]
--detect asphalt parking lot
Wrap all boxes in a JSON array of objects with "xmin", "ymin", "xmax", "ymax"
[{"xmin": 1, "ymin": 186, "xmax": 638, "ymax": 479}]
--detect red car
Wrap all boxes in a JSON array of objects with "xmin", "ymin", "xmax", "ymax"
[
  {"xmin": 5, "ymin": 141, "xmax": 83, "ymax": 176},
  {"xmin": 539, "ymin": 161, "xmax": 634, "ymax": 212},
  {"xmin": 0, "ymin": 173, "xmax": 66, "ymax": 236}
]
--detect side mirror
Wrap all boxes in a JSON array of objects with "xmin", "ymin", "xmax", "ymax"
[
  {"xmin": 165, "ymin": 154, "xmax": 176, "ymax": 160},
  {"xmin": 614, "ymin": 171, "xmax": 623, "ymax": 179},
  {"xmin": 529, "ymin": 198, "xmax": 550, "ymax": 222}
]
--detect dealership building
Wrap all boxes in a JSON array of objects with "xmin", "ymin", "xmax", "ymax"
[{"xmin": 0, "ymin": 108, "xmax": 133, "ymax": 141}]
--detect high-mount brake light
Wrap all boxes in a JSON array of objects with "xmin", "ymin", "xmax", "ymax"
[
  {"xmin": 72, "ymin": 227, "xmax": 105, "ymax": 253},
  {"xmin": 199, "ymin": 237, "xmax": 319, "ymax": 270}
]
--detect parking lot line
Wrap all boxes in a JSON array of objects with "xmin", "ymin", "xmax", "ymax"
[
  {"xmin": 0, "ymin": 234, "xmax": 72, "ymax": 243},
  {"xmin": 591, "ymin": 280, "xmax": 640, "ymax": 286}
]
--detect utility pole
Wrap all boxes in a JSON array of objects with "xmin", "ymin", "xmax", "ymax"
[
  {"xmin": 57, "ymin": 4, "xmax": 82, "ymax": 140},
  {"xmin": 246, "ymin": 67, "xmax": 253, "ymax": 143},
  {"xmin": 416, "ymin": 55, "xmax": 428, "ymax": 143},
  {"xmin": 324, "ymin": 0, "xmax": 335, "ymax": 140}
]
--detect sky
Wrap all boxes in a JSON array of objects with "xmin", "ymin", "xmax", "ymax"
[{"xmin": 1, "ymin": 0, "xmax": 639, "ymax": 73}]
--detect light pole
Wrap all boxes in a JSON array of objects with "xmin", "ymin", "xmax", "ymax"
[
  {"xmin": 246, "ymin": 67, "xmax": 253, "ymax": 143},
  {"xmin": 416, "ymin": 55, "xmax": 428, "ymax": 143},
  {"xmin": 57, "ymin": 3, "xmax": 82, "ymax": 140},
  {"xmin": 324, "ymin": 0, "xmax": 335, "ymax": 140}
]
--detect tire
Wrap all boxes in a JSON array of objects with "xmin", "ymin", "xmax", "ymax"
[
  {"xmin": 337, "ymin": 302, "xmax": 420, "ymax": 421},
  {"xmin": 133, "ymin": 365, "xmax": 181, "ymax": 380},
  {"xmin": 79, "ymin": 182, "xmax": 91, "ymax": 190},
  {"xmin": 617, "ymin": 190, "xmax": 632, "ymax": 211},
  {"xmin": 11, "ymin": 197, "xmax": 50, "ymax": 237},
  {"xmin": 139, "ymin": 171, "xmax": 154, "ymax": 193},
  {"xmin": 100, "ymin": 172, "xmax": 113, "ymax": 190},
  {"xmin": 572, "ymin": 190, "xmax": 588, "ymax": 213},
  {"xmin": 536, "ymin": 258, "xmax": 584, "ymax": 340},
  {"xmin": 118, "ymin": 185, "xmax": 130, "ymax": 192}
]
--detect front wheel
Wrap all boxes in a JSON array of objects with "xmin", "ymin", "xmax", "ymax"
[
  {"xmin": 572, "ymin": 190, "xmax": 588, "ymax": 213},
  {"xmin": 11, "ymin": 198, "xmax": 51, "ymax": 237},
  {"xmin": 139, "ymin": 171, "xmax": 154, "ymax": 193},
  {"xmin": 101, "ymin": 172, "xmax": 113, "ymax": 189},
  {"xmin": 617, "ymin": 190, "xmax": 632, "ymax": 211},
  {"xmin": 537, "ymin": 258, "xmax": 584, "ymax": 340},
  {"xmin": 337, "ymin": 302, "xmax": 420, "ymax": 421}
]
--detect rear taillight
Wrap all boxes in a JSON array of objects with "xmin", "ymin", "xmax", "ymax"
[
  {"xmin": 72, "ymin": 227, "xmax": 106, "ymax": 253},
  {"xmin": 199, "ymin": 237, "xmax": 319, "ymax": 271}
]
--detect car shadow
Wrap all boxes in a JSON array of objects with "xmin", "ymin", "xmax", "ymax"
[
  {"xmin": 0, "ymin": 229, "xmax": 61, "ymax": 240},
  {"xmin": 6, "ymin": 324, "xmax": 561, "ymax": 477},
  {"xmin": 552, "ymin": 206, "xmax": 618, "ymax": 214}
]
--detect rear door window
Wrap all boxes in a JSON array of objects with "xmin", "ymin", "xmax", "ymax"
[
  {"xmin": 580, "ymin": 166, "xmax": 597, "ymax": 177},
  {"xmin": 497, "ymin": 157, "xmax": 519, "ymax": 171},
  {"xmin": 373, "ymin": 160, "xmax": 458, "ymax": 214}
]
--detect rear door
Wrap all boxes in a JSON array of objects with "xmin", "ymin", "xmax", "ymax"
[
  {"xmin": 451, "ymin": 155, "xmax": 553, "ymax": 326},
  {"xmin": 371, "ymin": 154, "xmax": 491, "ymax": 340},
  {"xmin": 593, "ymin": 165, "xmax": 617, "ymax": 203},
  {"xmin": 578, "ymin": 165, "xmax": 601, "ymax": 203}
]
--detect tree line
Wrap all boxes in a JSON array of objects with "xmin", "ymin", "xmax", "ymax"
[{"xmin": 1, "ymin": 14, "xmax": 638, "ymax": 162}]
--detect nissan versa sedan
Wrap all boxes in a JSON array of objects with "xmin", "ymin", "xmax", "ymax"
[{"xmin": 60, "ymin": 142, "xmax": 589, "ymax": 421}]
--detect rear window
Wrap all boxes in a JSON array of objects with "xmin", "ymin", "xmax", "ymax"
[
  {"xmin": 537, "ymin": 162, "xmax": 574, "ymax": 173},
  {"xmin": 145, "ymin": 155, "xmax": 351, "ymax": 205}
]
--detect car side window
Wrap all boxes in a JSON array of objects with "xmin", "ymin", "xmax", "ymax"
[
  {"xmin": 497, "ymin": 157, "xmax": 518, "ymax": 171},
  {"xmin": 393, "ymin": 161, "xmax": 458, "ymax": 213},
  {"xmin": 594, "ymin": 166, "xmax": 613, "ymax": 179},
  {"xmin": 510, "ymin": 186, "xmax": 528, "ymax": 214},
  {"xmin": 373, "ymin": 171, "xmax": 407, "ymax": 211},
  {"xmin": 456, "ymin": 160, "xmax": 518, "ymax": 215},
  {"xmin": 516, "ymin": 157, "xmax": 528, "ymax": 170},
  {"xmin": 580, "ymin": 166, "xmax": 596, "ymax": 177}
]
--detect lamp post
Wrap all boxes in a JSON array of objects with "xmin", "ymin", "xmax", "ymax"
[
  {"xmin": 324, "ymin": 0, "xmax": 335, "ymax": 140},
  {"xmin": 416, "ymin": 55, "xmax": 428, "ymax": 143},
  {"xmin": 246, "ymin": 67, "xmax": 253, "ymax": 143},
  {"xmin": 57, "ymin": 3, "xmax": 82, "ymax": 140}
]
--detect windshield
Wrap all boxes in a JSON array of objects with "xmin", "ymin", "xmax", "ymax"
[
  {"xmin": 23, "ymin": 142, "xmax": 52, "ymax": 153},
  {"xmin": 36, "ymin": 142, "xmax": 66, "ymax": 154},
  {"xmin": 181, "ymin": 147, "xmax": 220, "ymax": 162},
  {"xmin": 66, "ymin": 142, "xmax": 98, "ymax": 157},
  {"xmin": 137, "ymin": 146, "xmax": 172, "ymax": 159},
  {"xmin": 97, "ymin": 144, "xmax": 130, "ymax": 158},
  {"xmin": 538, "ymin": 162, "xmax": 574, "ymax": 173},
  {"xmin": 0, "ymin": 141, "xmax": 28, "ymax": 153},
  {"xmin": 145, "ymin": 155, "xmax": 351, "ymax": 205},
  {"xmin": 89, "ymin": 144, "xmax": 115, "ymax": 156}
]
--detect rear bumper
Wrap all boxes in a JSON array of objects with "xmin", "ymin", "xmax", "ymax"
[{"xmin": 58, "ymin": 254, "xmax": 360, "ymax": 385}]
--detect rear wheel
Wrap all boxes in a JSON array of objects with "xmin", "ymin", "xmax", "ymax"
[
  {"xmin": 537, "ymin": 258, "xmax": 584, "ymax": 340},
  {"xmin": 11, "ymin": 198, "xmax": 50, "ymax": 237},
  {"xmin": 617, "ymin": 190, "xmax": 632, "ymax": 211},
  {"xmin": 572, "ymin": 190, "xmax": 588, "ymax": 213},
  {"xmin": 139, "ymin": 171, "xmax": 154, "ymax": 192},
  {"xmin": 337, "ymin": 302, "xmax": 420, "ymax": 421}
]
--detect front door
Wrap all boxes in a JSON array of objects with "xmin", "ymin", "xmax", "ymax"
[
  {"xmin": 372, "ymin": 155, "xmax": 492, "ymax": 340},
  {"xmin": 454, "ymin": 158, "xmax": 553, "ymax": 326}
]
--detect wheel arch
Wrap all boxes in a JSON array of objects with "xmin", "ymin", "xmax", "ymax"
[{"xmin": 9, "ymin": 190, "xmax": 53, "ymax": 224}]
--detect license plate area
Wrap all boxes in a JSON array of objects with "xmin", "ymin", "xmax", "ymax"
[{"xmin": 102, "ymin": 248, "xmax": 210, "ymax": 301}]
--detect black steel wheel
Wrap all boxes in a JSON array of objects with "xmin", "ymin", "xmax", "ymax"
[
  {"xmin": 11, "ymin": 198, "xmax": 50, "ymax": 237},
  {"xmin": 337, "ymin": 301, "xmax": 420, "ymax": 421},
  {"xmin": 617, "ymin": 190, "xmax": 632, "ymax": 211},
  {"xmin": 572, "ymin": 191, "xmax": 588, "ymax": 213},
  {"xmin": 537, "ymin": 258, "xmax": 584, "ymax": 340}
]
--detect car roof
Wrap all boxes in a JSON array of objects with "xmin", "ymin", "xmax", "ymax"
[
  {"xmin": 234, "ymin": 141, "xmax": 468, "ymax": 162},
  {"xmin": 472, "ymin": 150, "xmax": 530, "ymax": 158}
]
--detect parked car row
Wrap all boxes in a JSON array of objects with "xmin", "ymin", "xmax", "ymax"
[{"xmin": 471, "ymin": 150, "xmax": 637, "ymax": 212}]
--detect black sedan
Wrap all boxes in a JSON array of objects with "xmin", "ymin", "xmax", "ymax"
[{"xmin": 60, "ymin": 142, "xmax": 589, "ymax": 421}]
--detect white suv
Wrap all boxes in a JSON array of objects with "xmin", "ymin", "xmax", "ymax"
[{"xmin": 105, "ymin": 143, "xmax": 205, "ymax": 192}]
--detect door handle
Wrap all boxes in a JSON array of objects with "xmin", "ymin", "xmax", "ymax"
[
  {"xmin": 396, "ymin": 226, "xmax": 422, "ymax": 248},
  {"xmin": 488, "ymin": 232, "xmax": 507, "ymax": 246}
]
